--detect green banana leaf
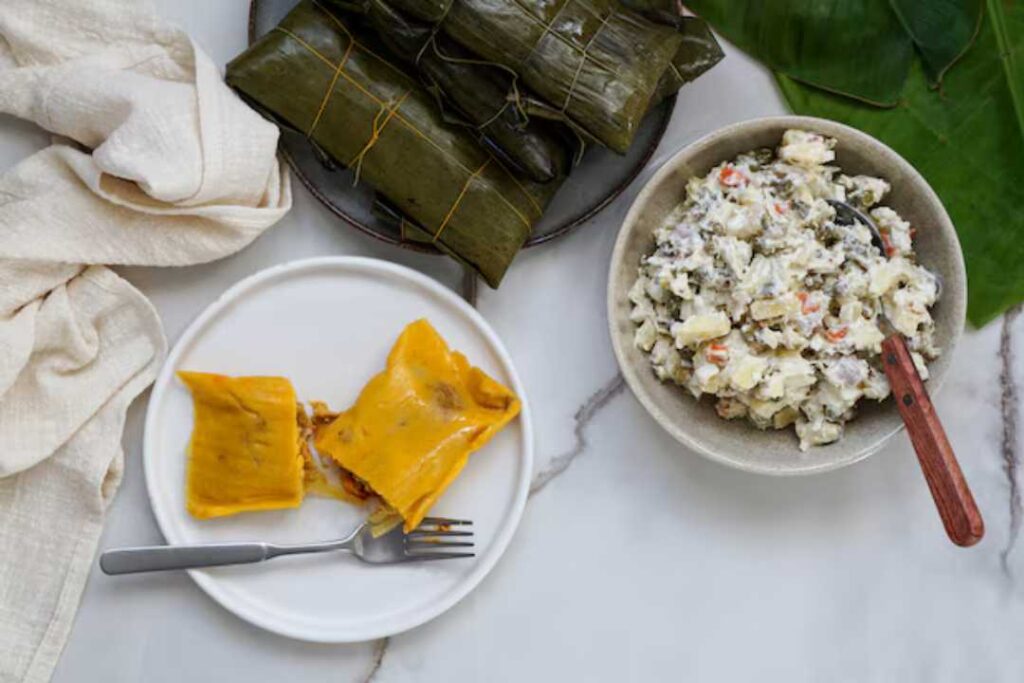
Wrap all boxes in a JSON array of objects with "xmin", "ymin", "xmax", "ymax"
[
  {"xmin": 687, "ymin": 0, "xmax": 981, "ymax": 105},
  {"xmin": 227, "ymin": 0, "xmax": 558, "ymax": 287},
  {"xmin": 387, "ymin": 0, "xmax": 686, "ymax": 153},
  {"xmin": 687, "ymin": 0, "xmax": 913, "ymax": 105},
  {"xmin": 888, "ymin": 0, "xmax": 984, "ymax": 84},
  {"xmin": 688, "ymin": 0, "xmax": 1023, "ymax": 325}
]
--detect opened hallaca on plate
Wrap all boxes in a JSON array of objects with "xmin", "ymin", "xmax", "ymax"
[
  {"xmin": 227, "ymin": 0, "xmax": 559, "ymax": 287},
  {"xmin": 384, "ymin": 0, "xmax": 695, "ymax": 153}
]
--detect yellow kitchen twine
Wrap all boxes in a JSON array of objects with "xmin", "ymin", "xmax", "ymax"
[
  {"xmin": 348, "ymin": 91, "xmax": 410, "ymax": 186},
  {"xmin": 307, "ymin": 40, "xmax": 354, "ymax": 137},
  {"xmin": 417, "ymin": 37, "xmax": 526, "ymax": 132},
  {"xmin": 562, "ymin": 12, "xmax": 612, "ymax": 113},
  {"xmin": 413, "ymin": 0, "xmax": 453, "ymax": 67},
  {"xmin": 277, "ymin": 10, "xmax": 540, "ymax": 232},
  {"xmin": 515, "ymin": 0, "xmax": 616, "ymax": 75},
  {"xmin": 433, "ymin": 159, "xmax": 490, "ymax": 242},
  {"xmin": 517, "ymin": 0, "xmax": 572, "ymax": 73}
]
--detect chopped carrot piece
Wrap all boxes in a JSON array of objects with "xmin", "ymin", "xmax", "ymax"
[
  {"xmin": 796, "ymin": 292, "xmax": 820, "ymax": 315},
  {"xmin": 825, "ymin": 328, "xmax": 847, "ymax": 343},
  {"xmin": 718, "ymin": 166, "xmax": 747, "ymax": 187},
  {"xmin": 705, "ymin": 343, "xmax": 729, "ymax": 366}
]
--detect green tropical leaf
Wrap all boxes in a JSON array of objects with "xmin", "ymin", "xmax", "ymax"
[
  {"xmin": 888, "ymin": 0, "xmax": 983, "ymax": 84},
  {"xmin": 686, "ymin": 0, "xmax": 914, "ymax": 105},
  {"xmin": 778, "ymin": 0, "xmax": 1024, "ymax": 326}
]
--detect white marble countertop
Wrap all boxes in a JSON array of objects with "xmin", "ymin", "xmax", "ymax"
[{"xmin": 6, "ymin": 1, "xmax": 1019, "ymax": 680}]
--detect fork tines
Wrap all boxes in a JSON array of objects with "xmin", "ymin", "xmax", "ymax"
[
  {"xmin": 420, "ymin": 517, "xmax": 472, "ymax": 526},
  {"xmin": 404, "ymin": 517, "xmax": 475, "ymax": 560}
]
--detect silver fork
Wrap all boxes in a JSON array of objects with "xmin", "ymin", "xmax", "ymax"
[{"xmin": 99, "ymin": 517, "xmax": 474, "ymax": 575}]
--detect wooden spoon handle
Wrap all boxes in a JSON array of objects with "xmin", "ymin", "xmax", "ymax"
[{"xmin": 881, "ymin": 334, "xmax": 984, "ymax": 546}]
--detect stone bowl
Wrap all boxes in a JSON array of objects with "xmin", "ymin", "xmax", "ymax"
[{"xmin": 607, "ymin": 116, "xmax": 966, "ymax": 475}]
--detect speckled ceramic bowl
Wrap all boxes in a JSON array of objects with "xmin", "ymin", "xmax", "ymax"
[{"xmin": 608, "ymin": 116, "xmax": 966, "ymax": 475}]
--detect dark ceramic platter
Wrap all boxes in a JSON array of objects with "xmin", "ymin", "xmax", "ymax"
[{"xmin": 248, "ymin": 0, "xmax": 676, "ymax": 252}]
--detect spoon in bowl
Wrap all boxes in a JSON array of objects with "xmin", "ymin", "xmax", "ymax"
[{"xmin": 827, "ymin": 199, "xmax": 983, "ymax": 547}]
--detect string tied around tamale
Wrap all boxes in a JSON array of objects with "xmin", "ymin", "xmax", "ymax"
[
  {"xmin": 516, "ymin": 0, "xmax": 573, "ymax": 75},
  {"xmin": 283, "ymin": 3, "xmax": 537, "ymax": 234},
  {"xmin": 413, "ymin": 0, "xmax": 454, "ymax": 67},
  {"xmin": 306, "ymin": 37, "xmax": 356, "ymax": 138},
  {"xmin": 432, "ymin": 158, "xmax": 490, "ymax": 242},
  {"xmin": 348, "ymin": 91, "xmax": 410, "ymax": 186},
  {"xmin": 515, "ymin": 0, "xmax": 616, "ymax": 90},
  {"xmin": 422, "ymin": 38, "xmax": 529, "ymax": 131},
  {"xmin": 561, "ymin": 11, "xmax": 612, "ymax": 113}
]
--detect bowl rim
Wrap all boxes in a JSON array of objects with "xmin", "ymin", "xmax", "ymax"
[{"xmin": 607, "ymin": 115, "xmax": 967, "ymax": 476}]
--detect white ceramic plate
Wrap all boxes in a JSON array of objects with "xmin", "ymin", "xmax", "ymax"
[{"xmin": 144, "ymin": 257, "xmax": 532, "ymax": 642}]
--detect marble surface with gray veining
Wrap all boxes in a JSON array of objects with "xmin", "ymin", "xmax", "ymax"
[{"xmin": 2, "ymin": 1, "xmax": 1015, "ymax": 681}]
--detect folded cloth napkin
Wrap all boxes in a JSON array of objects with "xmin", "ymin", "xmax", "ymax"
[{"xmin": 0, "ymin": 0, "xmax": 291, "ymax": 679}]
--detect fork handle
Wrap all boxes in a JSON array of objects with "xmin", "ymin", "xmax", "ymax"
[
  {"xmin": 881, "ymin": 334, "xmax": 984, "ymax": 547},
  {"xmin": 100, "ymin": 543, "xmax": 273, "ymax": 574}
]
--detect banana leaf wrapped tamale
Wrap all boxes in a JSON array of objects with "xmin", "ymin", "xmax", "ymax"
[
  {"xmin": 617, "ymin": 0, "xmax": 683, "ymax": 26},
  {"xmin": 654, "ymin": 16, "xmax": 724, "ymax": 101},
  {"xmin": 353, "ymin": 0, "xmax": 573, "ymax": 183},
  {"xmin": 227, "ymin": 0, "xmax": 558, "ymax": 287},
  {"xmin": 382, "ymin": 0, "xmax": 688, "ymax": 153}
]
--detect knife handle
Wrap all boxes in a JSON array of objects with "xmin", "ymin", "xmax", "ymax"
[{"xmin": 881, "ymin": 334, "xmax": 984, "ymax": 547}]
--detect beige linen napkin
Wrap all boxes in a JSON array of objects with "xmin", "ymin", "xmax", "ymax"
[{"xmin": 0, "ymin": 0, "xmax": 291, "ymax": 679}]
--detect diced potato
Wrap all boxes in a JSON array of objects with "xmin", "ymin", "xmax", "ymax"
[
  {"xmin": 713, "ymin": 235, "xmax": 753, "ymax": 275},
  {"xmin": 871, "ymin": 207, "xmax": 912, "ymax": 254},
  {"xmin": 868, "ymin": 257, "xmax": 913, "ymax": 296},
  {"xmin": 729, "ymin": 355, "xmax": 768, "ymax": 391},
  {"xmin": 716, "ymin": 398, "xmax": 748, "ymax": 420},
  {"xmin": 629, "ymin": 298, "xmax": 655, "ymax": 324},
  {"xmin": 838, "ymin": 301, "xmax": 863, "ymax": 323},
  {"xmin": 911, "ymin": 351, "xmax": 930, "ymax": 380},
  {"xmin": 847, "ymin": 319, "xmax": 885, "ymax": 352},
  {"xmin": 747, "ymin": 398, "xmax": 786, "ymax": 421},
  {"xmin": 779, "ymin": 130, "xmax": 835, "ymax": 166},
  {"xmin": 750, "ymin": 295, "xmax": 799, "ymax": 321},
  {"xmin": 693, "ymin": 362, "xmax": 722, "ymax": 393},
  {"xmin": 841, "ymin": 174, "xmax": 890, "ymax": 208},
  {"xmin": 708, "ymin": 201, "xmax": 761, "ymax": 238},
  {"xmin": 669, "ymin": 273, "xmax": 693, "ymax": 299},
  {"xmin": 796, "ymin": 419, "xmax": 842, "ymax": 451},
  {"xmin": 772, "ymin": 406, "xmax": 799, "ymax": 429},
  {"xmin": 760, "ymin": 371, "xmax": 786, "ymax": 400},
  {"xmin": 863, "ymin": 369, "xmax": 891, "ymax": 400},
  {"xmin": 674, "ymin": 312, "xmax": 731, "ymax": 347},
  {"xmin": 628, "ymin": 277, "xmax": 647, "ymax": 304},
  {"xmin": 634, "ymin": 319, "xmax": 657, "ymax": 352}
]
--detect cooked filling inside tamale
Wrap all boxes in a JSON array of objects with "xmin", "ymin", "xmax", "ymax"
[
  {"xmin": 178, "ymin": 319, "xmax": 520, "ymax": 528},
  {"xmin": 178, "ymin": 372, "xmax": 305, "ymax": 519},
  {"xmin": 314, "ymin": 319, "xmax": 521, "ymax": 531}
]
